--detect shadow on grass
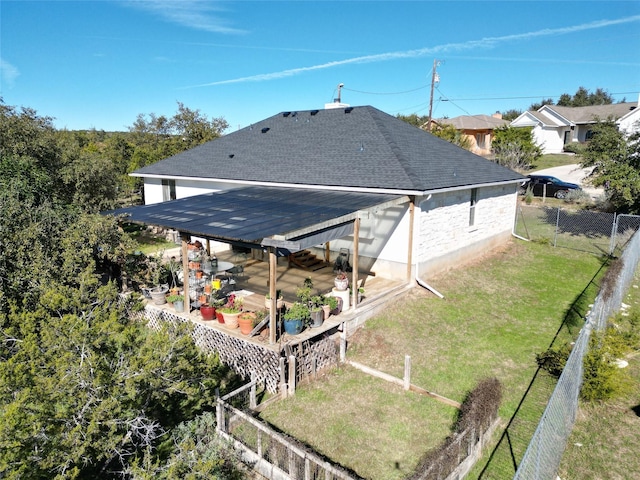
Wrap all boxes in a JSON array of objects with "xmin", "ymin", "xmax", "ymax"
[{"xmin": 477, "ymin": 257, "xmax": 609, "ymax": 478}]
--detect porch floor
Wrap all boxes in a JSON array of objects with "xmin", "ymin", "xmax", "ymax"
[{"xmin": 151, "ymin": 246, "xmax": 409, "ymax": 351}]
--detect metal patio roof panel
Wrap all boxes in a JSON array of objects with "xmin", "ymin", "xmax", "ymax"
[{"xmin": 107, "ymin": 186, "xmax": 405, "ymax": 245}]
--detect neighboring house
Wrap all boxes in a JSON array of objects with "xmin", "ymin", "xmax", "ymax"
[
  {"xmin": 510, "ymin": 101, "xmax": 640, "ymax": 154},
  {"xmin": 435, "ymin": 113, "xmax": 509, "ymax": 156},
  {"xmin": 124, "ymin": 105, "xmax": 524, "ymax": 282}
]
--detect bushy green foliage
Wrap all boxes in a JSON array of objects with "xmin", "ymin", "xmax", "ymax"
[
  {"xmin": 492, "ymin": 126, "xmax": 542, "ymax": 170},
  {"xmin": 580, "ymin": 120, "xmax": 640, "ymax": 214},
  {"xmin": 430, "ymin": 123, "xmax": 472, "ymax": 150},
  {"xmin": 563, "ymin": 188, "xmax": 592, "ymax": 205},
  {"xmin": 581, "ymin": 326, "xmax": 634, "ymax": 402},
  {"xmin": 562, "ymin": 142, "xmax": 586, "ymax": 155},
  {"xmin": 0, "ymin": 101, "xmax": 241, "ymax": 478},
  {"xmin": 128, "ymin": 412, "xmax": 245, "ymax": 479}
]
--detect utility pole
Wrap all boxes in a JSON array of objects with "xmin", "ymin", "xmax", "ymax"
[{"xmin": 427, "ymin": 59, "xmax": 441, "ymax": 132}]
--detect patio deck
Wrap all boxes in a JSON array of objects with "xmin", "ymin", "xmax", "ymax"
[{"xmin": 152, "ymin": 245, "xmax": 410, "ymax": 351}]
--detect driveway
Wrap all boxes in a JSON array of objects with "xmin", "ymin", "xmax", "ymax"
[{"xmin": 531, "ymin": 164, "xmax": 604, "ymax": 199}]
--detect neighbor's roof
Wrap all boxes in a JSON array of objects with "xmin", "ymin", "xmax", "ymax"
[
  {"xmin": 437, "ymin": 114, "xmax": 509, "ymax": 131},
  {"xmin": 133, "ymin": 105, "xmax": 524, "ymax": 192},
  {"xmin": 539, "ymin": 102, "xmax": 638, "ymax": 125}
]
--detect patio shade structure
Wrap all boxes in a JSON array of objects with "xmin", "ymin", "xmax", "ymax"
[{"xmin": 105, "ymin": 185, "xmax": 408, "ymax": 343}]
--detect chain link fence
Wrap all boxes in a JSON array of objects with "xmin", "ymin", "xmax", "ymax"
[
  {"xmin": 512, "ymin": 225, "xmax": 640, "ymax": 480},
  {"xmin": 514, "ymin": 206, "xmax": 640, "ymax": 256}
]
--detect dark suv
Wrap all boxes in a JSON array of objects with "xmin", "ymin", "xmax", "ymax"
[{"xmin": 520, "ymin": 175, "xmax": 581, "ymax": 199}]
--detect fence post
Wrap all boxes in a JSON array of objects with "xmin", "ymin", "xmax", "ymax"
[
  {"xmin": 553, "ymin": 207, "xmax": 560, "ymax": 247},
  {"xmin": 340, "ymin": 325, "xmax": 346, "ymax": 362},
  {"xmin": 279, "ymin": 357, "xmax": 287, "ymax": 399},
  {"xmin": 404, "ymin": 355, "xmax": 411, "ymax": 390},
  {"xmin": 609, "ymin": 212, "xmax": 618, "ymax": 255},
  {"xmin": 250, "ymin": 371, "xmax": 257, "ymax": 409},
  {"xmin": 215, "ymin": 388, "xmax": 224, "ymax": 433},
  {"xmin": 288, "ymin": 354, "xmax": 297, "ymax": 396}
]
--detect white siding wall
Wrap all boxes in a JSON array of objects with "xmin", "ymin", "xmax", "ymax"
[
  {"xmin": 532, "ymin": 125, "xmax": 565, "ymax": 154},
  {"xmin": 142, "ymin": 178, "xmax": 518, "ymax": 280},
  {"xmin": 143, "ymin": 178, "xmax": 233, "ymax": 205},
  {"xmin": 618, "ymin": 109, "xmax": 640, "ymax": 136}
]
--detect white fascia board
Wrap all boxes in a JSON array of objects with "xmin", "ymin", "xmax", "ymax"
[{"xmin": 131, "ymin": 173, "xmax": 523, "ymax": 197}]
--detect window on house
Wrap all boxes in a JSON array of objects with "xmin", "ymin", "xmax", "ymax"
[
  {"xmin": 469, "ymin": 188, "xmax": 478, "ymax": 226},
  {"xmin": 475, "ymin": 133, "xmax": 487, "ymax": 149},
  {"xmin": 162, "ymin": 179, "xmax": 176, "ymax": 201}
]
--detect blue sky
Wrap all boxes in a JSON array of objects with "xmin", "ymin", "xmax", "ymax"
[{"xmin": 1, "ymin": 1, "xmax": 639, "ymax": 133}]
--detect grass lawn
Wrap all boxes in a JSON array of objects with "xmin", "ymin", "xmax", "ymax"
[
  {"xmin": 258, "ymin": 240, "xmax": 606, "ymax": 479},
  {"xmin": 123, "ymin": 222, "xmax": 177, "ymax": 255},
  {"xmin": 556, "ymin": 267, "xmax": 640, "ymax": 480},
  {"xmin": 530, "ymin": 153, "xmax": 581, "ymax": 171}
]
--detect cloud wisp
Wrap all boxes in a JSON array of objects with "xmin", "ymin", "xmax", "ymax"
[
  {"xmin": 122, "ymin": 0, "xmax": 246, "ymax": 35},
  {"xmin": 183, "ymin": 15, "xmax": 640, "ymax": 89},
  {"xmin": 0, "ymin": 58, "xmax": 20, "ymax": 89}
]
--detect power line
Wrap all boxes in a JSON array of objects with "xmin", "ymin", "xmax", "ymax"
[{"xmin": 342, "ymin": 84, "xmax": 429, "ymax": 96}]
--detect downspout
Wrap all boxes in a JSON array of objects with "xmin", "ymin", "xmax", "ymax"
[{"xmin": 413, "ymin": 194, "xmax": 445, "ymax": 299}]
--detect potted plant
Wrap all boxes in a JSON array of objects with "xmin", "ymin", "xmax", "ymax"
[
  {"xmin": 265, "ymin": 289, "xmax": 284, "ymax": 309},
  {"xmin": 219, "ymin": 294, "xmax": 243, "ymax": 329},
  {"xmin": 309, "ymin": 295, "xmax": 324, "ymax": 328},
  {"xmin": 282, "ymin": 302, "xmax": 309, "ymax": 335},
  {"xmin": 334, "ymin": 271, "xmax": 348, "ymax": 291},
  {"xmin": 167, "ymin": 294, "xmax": 184, "ymax": 312},
  {"xmin": 324, "ymin": 295, "xmax": 341, "ymax": 316},
  {"xmin": 295, "ymin": 277, "xmax": 314, "ymax": 305},
  {"xmin": 238, "ymin": 310, "xmax": 257, "ymax": 335},
  {"xmin": 200, "ymin": 301, "xmax": 216, "ymax": 321}
]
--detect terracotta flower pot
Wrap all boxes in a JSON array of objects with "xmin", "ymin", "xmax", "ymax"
[
  {"xmin": 216, "ymin": 310, "xmax": 225, "ymax": 324},
  {"xmin": 238, "ymin": 312, "xmax": 256, "ymax": 335}
]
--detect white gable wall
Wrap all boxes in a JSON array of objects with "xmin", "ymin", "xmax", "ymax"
[
  {"xmin": 141, "ymin": 177, "xmax": 518, "ymax": 281},
  {"xmin": 618, "ymin": 108, "xmax": 640, "ymax": 136}
]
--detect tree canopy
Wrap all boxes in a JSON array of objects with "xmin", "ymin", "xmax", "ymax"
[
  {"xmin": 0, "ymin": 101, "xmax": 243, "ymax": 478},
  {"xmin": 529, "ymin": 86, "xmax": 617, "ymax": 111},
  {"xmin": 491, "ymin": 126, "xmax": 542, "ymax": 171},
  {"xmin": 580, "ymin": 120, "xmax": 640, "ymax": 213}
]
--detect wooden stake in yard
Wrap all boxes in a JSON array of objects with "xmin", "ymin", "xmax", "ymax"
[{"xmin": 404, "ymin": 355, "xmax": 411, "ymax": 391}]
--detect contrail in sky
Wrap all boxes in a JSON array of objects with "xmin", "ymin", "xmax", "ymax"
[{"xmin": 182, "ymin": 15, "xmax": 640, "ymax": 89}]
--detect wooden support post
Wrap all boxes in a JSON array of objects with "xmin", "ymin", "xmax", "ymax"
[
  {"xmin": 288, "ymin": 354, "xmax": 296, "ymax": 396},
  {"xmin": 182, "ymin": 238, "xmax": 190, "ymax": 312},
  {"xmin": 324, "ymin": 242, "xmax": 331, "ymax": 263},
  {"xmin": 268, "ymin": 247, "xmax": 277, "ymax": 345},
  {"xmin": 404, "ymin": 355, "xmax": 411, "ymax": 391},
  {"xmin": 352, "ymin": 217, "xmax": 360, "ymax": 308}
]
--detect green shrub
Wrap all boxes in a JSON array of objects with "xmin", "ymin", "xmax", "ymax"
[
  {"xmin": 562, "ymin": 142, "xmax": 586, "ymax": 155},
  {"xmin": 581, "ymin": 328, "xmax": 633, "ymax": 402},
  {"xmin": 563, "ymin": 188, "xmax": 592, "ymax": 205},
  {"xmin": 536, "ymin": 343, "xmax": 572, "ymax": 378}
]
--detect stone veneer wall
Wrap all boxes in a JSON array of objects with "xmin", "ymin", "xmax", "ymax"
[{"xmin": 417, "ymin": 184, "xmax": 517, "ymax": 277}]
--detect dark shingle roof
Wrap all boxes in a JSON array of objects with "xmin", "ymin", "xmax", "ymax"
[{"xmin": 134, "ymin": 106, "xmax": 524, "ymax": 191}]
